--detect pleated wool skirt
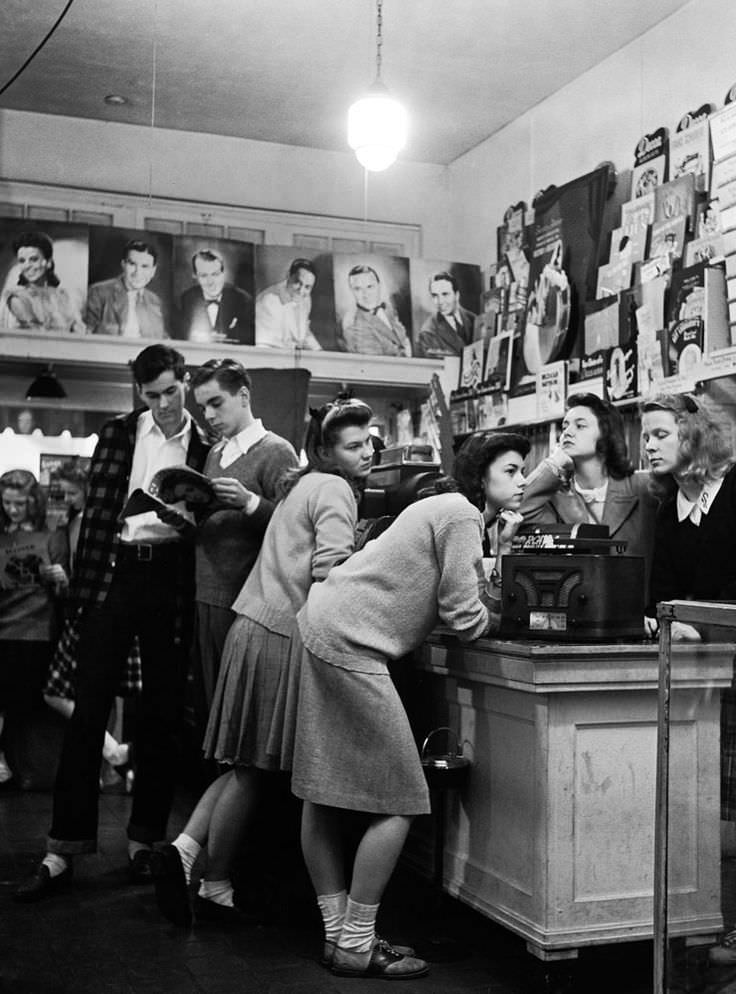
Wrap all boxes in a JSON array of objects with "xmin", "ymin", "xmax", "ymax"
[
  {"xmin": 203, "ymin": 614, "xmax": 301, "ymax": 772},
  {"xmin": 290, "ymin": 646, "xmax": 430, "ymax": 816}
]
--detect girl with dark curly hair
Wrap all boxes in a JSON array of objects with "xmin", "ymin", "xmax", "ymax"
[
  {"xmin": 522, "ymin": 391, "xmax": 658, "ymax": 586},
  {"xmin": 290, "ymin": 431, "xmax": 528, "ymax": 980}
]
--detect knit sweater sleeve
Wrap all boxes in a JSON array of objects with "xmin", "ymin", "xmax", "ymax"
[
  {"xmin": 309, "ymin": 476, "xmax": 358, "ymax": 581},
  {"xmin": 434, "ymin": 510, "xmax": 492, "ymax": 642}
]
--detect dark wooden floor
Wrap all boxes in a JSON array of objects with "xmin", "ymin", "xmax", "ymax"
[{"xmin": 1, "ymin": 778, "xmax": 735, "ymax": 994}]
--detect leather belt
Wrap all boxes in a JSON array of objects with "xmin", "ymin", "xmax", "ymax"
[{"xmin": 116, "ymin": 541, "xmax": 182, "ymax": 563}]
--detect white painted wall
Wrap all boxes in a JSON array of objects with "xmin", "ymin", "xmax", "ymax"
[
  {"xmin": 0, "ymin": 108, "xmax": 450, "ymax": 257},
  {"xmin": 447, "ymin": 0, "xmax": 735, "ymax": 266}
]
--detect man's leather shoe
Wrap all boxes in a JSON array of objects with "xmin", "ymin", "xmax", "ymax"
[
  {"xmin": 128, "ymin": 849, "xmax": 154, "ymax": 884},
  {"xmin": 13, "ymin": 862, "xmax": 73, "ymax": 903},
  {"xmin": 150, "ymin": 844, "xmax": 192, "ymax": 927},
  {"xmin": 331, "ymin": 941, "xmax": 429, "ymax": 979}
]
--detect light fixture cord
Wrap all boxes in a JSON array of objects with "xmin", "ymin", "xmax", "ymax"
[
  {"xmin": 375, "ymin": 0, "xmax": 383, "ymax": 82},
  {"xmin": 148, "ymin": 2, "xmax": 158, "ymax": 206}
]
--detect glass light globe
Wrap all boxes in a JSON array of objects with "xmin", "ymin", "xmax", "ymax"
[{"xmin": 348, "ymin": 84, "xmax": 408, "ymax": 172}]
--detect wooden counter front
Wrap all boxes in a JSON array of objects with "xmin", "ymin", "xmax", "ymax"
[{"xmin": 410, "ymin": 635, "xmax": 734, "ymax": 960}]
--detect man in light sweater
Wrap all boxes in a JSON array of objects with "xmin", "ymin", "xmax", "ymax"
[{"xmin": 190, "ymin": 358, "xmax": 299, "ymax": 725}]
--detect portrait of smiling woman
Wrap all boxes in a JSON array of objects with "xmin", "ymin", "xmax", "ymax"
[{"xmin": 0, "ymin": 230, "xmax": 86, "ymax": 334}]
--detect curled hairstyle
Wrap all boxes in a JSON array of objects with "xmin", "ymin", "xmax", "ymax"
[
  {"xmin": 429, "ymin": 270, "xmax": 457, "ymax": 293},
  {"xmin": 123, "ymin": 239, "xmax": 158, "ymax": 264},
  {"xmin": 565, "ymin": 392, "xmax": 633, "ymax": 479},
  {"xmin": 641, "ymin": 392, "xmax": 735, "ymax": 497},
  {"xmin": 0, "ymin": 469, "xmax": 47, "ymax": 531},
  {"xmin": 280, "ymin": 398, "xmax": 373, "ymax": 497},
  {"xmin": 348, "ymin": 264, "xmax": 380, "ymax": 284},
  {"xmin": 191, "ymin": 248, "xmax": 224, "ymax": 273},
  {"xmin": 12, "ymin": 231, "xmax": 59, "ymax": 287},
  {"xmin": 191, "ymin": 357, "xmax": 252, "ymax": 395},
  {"xmin": 451, "ymin": 431, "xmax": 530, "ymax": 509},
  {"xmin": 287, "ymin": 258, "xmax": 317, "ymax": 282},
  {"xmin": 130, "ymin": 344, "xmax": 186, "ymax": 387}
]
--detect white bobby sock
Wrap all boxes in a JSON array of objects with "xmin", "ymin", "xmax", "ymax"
[
  {"xmin": 198, "ymin": 878, "xmax": 234, "ymax": 907},
  {"xmin": 42, "ymin": 853, "xmax": 70, "ymax": 878},
  {"xmin": 338, "ymin": 896, "xmax": 379, "ymax": 954},
  {"xmin": 317, "ymin": 890, "xmax": 348, "ymax": 945},
  {"xmin": 172, "ymin": 832, "xmax": 201, "ymax": 885}
]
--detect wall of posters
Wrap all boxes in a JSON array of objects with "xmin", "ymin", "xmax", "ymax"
[{"xmin": 0, "ymin": 216, "xmax": 480, "ymax": 365}]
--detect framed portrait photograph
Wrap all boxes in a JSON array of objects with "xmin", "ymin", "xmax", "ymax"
[
  {"xmin": 87, "ymin": 226, "xmax": 173, "ymax": 339},
  {"xmin": 409, "ymin": 258, "xmax": 481, "ymax": 358},
  {"xmin": 333, "ymin": 252, "xmax": 412, "ymax": 357},
  {"xmin": 171, "ymin": 236, "xmax": 254, "ymax": 345},
  {"xmin": 254, "ymin": 245, "xmax": 335, "ymax": 351},
  {"xmin": 0, "ymin": 218, "xmax": 88, "ymax": 335}
]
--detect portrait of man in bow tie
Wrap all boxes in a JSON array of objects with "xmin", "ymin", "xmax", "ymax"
[
  {"xmin": 339, "ymin": 263, "xmax": 412, "ymax": 357},
  {"xmin": 86, "ymin": 236, "xmax": 168, "ymax": 339},
  {"xmin": 176, "ymin": 248, "xmax": 254, "ymax": 345}
]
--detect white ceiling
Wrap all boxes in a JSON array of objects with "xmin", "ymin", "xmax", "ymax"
[{"xmin": 0, "ymin": 0, "xmax": 693, "ymax": 165}]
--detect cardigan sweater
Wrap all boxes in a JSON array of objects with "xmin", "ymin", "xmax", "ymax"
[
  {"xmin": 233, "ymin": 472, "xmax": 357, "ymax": 635},
  {"xmin": 297, "ymin": 492, "xmax": 494, "ymax": 671},
  {"xmin": 196, "ymin": 431, "xmax": 298, "ymax": 608},
  {"xmin": 648, "ymin": 463, "xmax": 736, "ymax": 616}
]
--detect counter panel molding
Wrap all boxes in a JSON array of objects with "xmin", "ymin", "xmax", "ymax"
[{"xmin": 412, "ymin": 635, "xmax": 732, "ymax": 960}]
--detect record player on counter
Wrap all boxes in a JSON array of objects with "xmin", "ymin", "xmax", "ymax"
[{"xmin": 500, "ymin": 523, "xmax": 645, "ymax": 642}]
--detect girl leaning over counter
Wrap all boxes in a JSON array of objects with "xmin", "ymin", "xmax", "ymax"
[{"xmin": 290, "ymin": 430, "xmax": 529, "ymax": 980}]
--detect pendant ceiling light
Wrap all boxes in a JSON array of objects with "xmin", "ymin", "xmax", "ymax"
[
  {"xmin": 347, "ymin": 0, "xmax": 408, "ymax": 172},
  {"xmin": 25, "ymin": 364, "xmax": 66, "ymax": 400}
]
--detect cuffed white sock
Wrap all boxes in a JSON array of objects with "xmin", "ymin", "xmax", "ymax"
[
  {"xmin": 338, "ymin": 896, "xmax": 379, "ymax": 954},
  {"xmin": 198, "ymin": 878, "xmax": 234, "ymax": 907},
  {"xmin": 42, "ymin": 853, "xmax": 70, "ymax": 878},
  {"xmin": 172, "ymin": 832, "xmax": 201, "ymax": 885},
  {"xmin": 317, "ymin": 890, "xmax": 347, "ymax": 945}
]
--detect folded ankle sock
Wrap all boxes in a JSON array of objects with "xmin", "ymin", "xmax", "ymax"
[
  {"xmin": 42, "ymin": 853, "xmax": 70, "ymax": 878},
  {"xmin": 317, "ymin": 890, "xmax": 347, "ymax": 946},
  {"xmin": 198, "ymin": 879, "xmax": 234, "ymax": 907},
  {"xmin": 338, "ymin": 897, "xmax": 379, "ymax": 954},
  {"xmin": 172, "ymin": 832, "xmax": 201, "ymax": 885}
]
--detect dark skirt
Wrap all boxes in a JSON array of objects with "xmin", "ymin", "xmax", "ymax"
[
  {"xmin": 203, "ymin": 614, "xmax": 301, "ymax": 772},
  {"xmin": 290, "ymin": 647, "xmax": 430, "ymax": 816}
]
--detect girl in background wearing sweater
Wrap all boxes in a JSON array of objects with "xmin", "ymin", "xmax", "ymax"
[{"xmin": 0, "ymin": 470, "xmax": 68, "ymax": 785}]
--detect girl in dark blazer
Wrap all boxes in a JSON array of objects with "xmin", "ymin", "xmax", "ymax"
[{"xmin": 522, "ymin": 392, "xmax": 658, "ymax": 588}]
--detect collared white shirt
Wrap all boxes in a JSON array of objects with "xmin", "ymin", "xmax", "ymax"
[
  {"xmin": 573, "ymin": 477, "xmax": 608, "ymax": 523},
  {"xmin": 121, "ymin": 410, "xmax": 193, "ymax": 544},
  {"xmin": 676, "ymin": 476, "xmax": 725, "ymax": 526},
  {"xmin": 219, "ymin": 418, "xmax": 267, "ymax": 469}
]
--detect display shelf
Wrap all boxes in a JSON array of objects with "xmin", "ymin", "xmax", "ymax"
[{"xmin": 0, "ymin": 332, "xmax": 444, "ymax": 391}]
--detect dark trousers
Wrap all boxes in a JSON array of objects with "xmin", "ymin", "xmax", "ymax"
[{"xmin": 48, "ymin": 551, "xmax": 189, "ymax": 854}]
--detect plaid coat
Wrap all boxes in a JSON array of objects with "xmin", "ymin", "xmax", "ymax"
[{"xmin": 51, "ymin": 408, "xmax": 209, "ymax": 695}]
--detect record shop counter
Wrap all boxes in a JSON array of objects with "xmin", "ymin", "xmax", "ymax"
[{"xmin": 408, "ymin": 632, "xmax": 735, "ymax": 961}]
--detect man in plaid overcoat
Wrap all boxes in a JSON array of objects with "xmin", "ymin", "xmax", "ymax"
[{"xmin": 15, "ymin": 344, "xmax": 209, "ymax": 900}]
